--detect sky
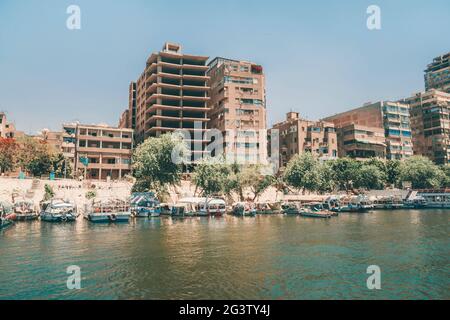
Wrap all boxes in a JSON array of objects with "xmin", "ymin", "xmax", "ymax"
[{"xmin": 0, "ymin": 0, "xmax": 449, "ymax": 134}]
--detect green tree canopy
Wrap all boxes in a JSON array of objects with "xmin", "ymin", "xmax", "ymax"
[
  {"xmin": 354, "ymin": 164, "xmax": 386, "ymax": 190},
  {"xmin": 132, "ymin": 133, "xmax": 188, "ymax": 192},
  {"xmin": 400, "ymin": 156, "xmax": 444, "ymax": 189},
  {"xmin": 192, "ymin": 157, "xmax": 231, "ymax": 196},
  {"xmin": 283, "ymin": 152, "xmax": 322, "ymax": 192}
]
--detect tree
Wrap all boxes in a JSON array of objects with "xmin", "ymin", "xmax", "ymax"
[
  {"xmin": 192, "ymin": 157, "xmax": 233, "ymax": 196},
  {"xmin": 0, "ymin": 138, "xmax": 17, "ymax": 173},
  {"xmin": 317, "ymin": 161, "xmax": 336, "ymax": 193},
  {"xmin": 400, "ymin": 156, "xmax": 444, "ymax": 189},
  {"xmin": 329, "ymin": 157, "xmax": 361, "ymax": 191},
  {"xmin": 15, "ymin": 136, "xmax": 53, "ymax": 177},
  {"xmin": 238, "ymin": 165, "xmax": 275, "ymax": 201},
  {"xmin": 50, "ymin": 153, "xmax": 72, "ymax": 178},
  {"xmin": 43, "ymin": 184, "xmax": 55, "ymax": 202},
  {"xmin": 283, "ymin": 153, "xmax": 321, "ymax": 192},
  {"xmin": 132, "ymin": 133, "xmax": 188, "ymax": 192},
  {"xmin": 439, "ymin": 165, "xmax": 450, "ymax": 188},
  {"xmin": 354, "ymin": 164, "xmax": 386, "ymax": 190},
  {"xmin": 385, "ymin": 159, "xmax": 401, "ymax": 187}
]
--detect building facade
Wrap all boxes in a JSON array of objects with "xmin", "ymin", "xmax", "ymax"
[
  {"xmin": 401, "ymin": 90, "xmax": 450, "ymax": 165},
  {"xmin": 323, "ymin": 101, "xmax": 413, "ymax": 160},
  {"xmin": 270, "ymin": 112, "xmax": 337, "ymax": 168},
  {"xmin": 118, "ymin": 109, "xmax": 129, "ymax": 129},
  {"xmin": 133, "ymin": 43, "xmax": 210, "ymax": 162},
  {"xmin": 62, "ymin": 123, "xmax": 133, "ymax": 180},
  {"xmin": 207, "ymin": 57, "xmax": 267, "ymax": 164},
  {"xmin": 0, "ymin": 112, "xmax": 16, "ymax": 138},
  {"xmin": 336, "ymin": 124, "xmax": 386, "ymax": 159},
  {"xmin": 424, "ymin": 52, "xmax": 450, "ymax": 94}
]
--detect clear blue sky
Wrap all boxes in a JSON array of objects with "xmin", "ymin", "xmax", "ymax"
[{"xmin": 0, "ymin": 0, "xmax": 449, "ymax": 134}]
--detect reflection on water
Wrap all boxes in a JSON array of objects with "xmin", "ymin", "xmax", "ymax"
[{"xmin": 0, "ymin": 210, "xmax": 448, "ymax": 300}]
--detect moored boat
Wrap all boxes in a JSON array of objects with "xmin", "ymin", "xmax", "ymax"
[
  {"xmin": 85, "ymin": 199, "xmax": 130, "ymax": 223},
  {"xmin": 130, "ymin": 192, "xmax": 161, "ymax": 218},
  {"xmin": 281, "ymin": 202, "xmax": 302, "ymax": 215},
  {"xmin": 416, "ymin": 189, "xmax": 450, "ymax": 209},
  {"xmin": 40, "ymin": 199, "xmax": 77, "ymax": 222},
  {"xmin": 300, "ymin": 203, "xmax": 332, "ymax": 219},
  {"xmin": 0, "ymin": 203, "xmax": 14, "ymax": 230},
  {"xmin": 13, "ymin": 199, "xmax": 39, "ymax": 221},
  {"xmin": 232, "ymin": 202, "xmax": 256, "ymax": 217},
  {"xmin": 336, "ymin": 195, "xmax": 373, "ymax": 213},
  {"xmin": 373, "ymin": 196, "xmax": 404, "ymax": 210}
]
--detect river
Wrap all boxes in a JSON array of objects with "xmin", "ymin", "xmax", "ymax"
[{"xmin": 0, "ymin": 210, "xmax": 448, "ymax": 299}]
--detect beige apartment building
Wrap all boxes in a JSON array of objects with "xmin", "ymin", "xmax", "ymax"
[
  {"xmin": 118, "ymin": 82, "xmax": 137, "ymax": 130},
  {"xmin": 323, "ymin": 101, "xmax": 413, "ymax": 160},
  {"xmin": 62, "ymin": 123, "xmax": 133, "ymax": 180},
  {"xmin": 401, "ymin": 90, "xmax": 450, "ymax": 165},
  {"xmin": 336, "ymin": 124, "xmax": 386, "ymax": 159},
  {"xmin": 133, "ymin": 43, "xmax": 210, "ymax": 162},
  {"xmin": 208, "ymin": 57, "xmax": 267, "ymax": 164},
  {"xmin": 0, "ymin": 112, "xmax": 17, "ymax": 138},
  {"xmin": 36, "ymin": 129, "xmax": 63, "ymax": 152},
  {"xmin": 425, "ymin": 52, "xmax": 450, "ymax": 94},
  {"xmin": 269, "ymin": 112, "xmax": 337, "ymax": 168}
]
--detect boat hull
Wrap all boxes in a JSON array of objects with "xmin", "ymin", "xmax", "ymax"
[
  {"xmin": 87, "ymin": 213, "xmax": 130, "ymax": 223},
  {"xmin": 0, "ymin": 218, "xmax": 14, "ymax": 230},
  {"xmin": 15, "ymin": 214, "xmax": 40, "ymax": 221},
  {"xmin": 40, "ymin": 213, "xmax": 77, "ymax": 222}
]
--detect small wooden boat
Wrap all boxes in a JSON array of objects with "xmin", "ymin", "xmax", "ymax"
[
  {"xmin": 300, "ymin": 203, "xmax": 332, "ymax": 219},
  {"xmin": 86, "ymin": 199, "xmax": 130, "ymax": 223},
  {"xmin": 232, "ymin": 202, "xmax": 256, "ymax": 217},
  {"xmin": 40, "ymin": 199, "xmax": 77, "ymax": 222},
  {"xmin": 130, "ymin": 192, "xmax": 161, "ymax": 218},
  {"xmin": 0, "ymin": 217, "xmax": 14, "ymax": 230},
  {"xmin": 13, "ymin": 199, "xmax": 39, "ymax": 221},
  {"xmin": 281, "ymin": 202, "xmax": 302, "ymax": 215},
  {"xmin": 0, "ymin": 203, "xmax": 14, "ymax": 230}
]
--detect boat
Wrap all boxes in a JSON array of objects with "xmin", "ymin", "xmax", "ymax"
[
  {"xmin": 159, "ymin": 203, "xmax": 173, "ymax": 216},
  {"xmin": 177, "ymin": 197, "xmax": 226, "ymax": 217},
  {"xmin": 300, "ymin": 203, "xmax": 332, "ymax": 219},
  {"xmin": 85, "ymin": 199, "xmax": 131, "ymax": 223},
  {"xmin": 232, "ymin": 202, "xmax": 256, "ymax": 216},
  {"xmin": 403, "ymin": 192, "xmax": 428, "ymax": 209},
  {"xmin": 281, "ymin": 202, "xmax": 302, "ymax": 215},
  {"xmin": 0, "ymin": 201, "xmax": 16, "ymax": 221},
  {"xmin": 130, "ymin": 192, "xmax": 161, "ymax": 218},
  {"xmin": 171, "ymin": 203, "xmax": 188, "ymax": 218},
  {"xmin": 206, "ymin": 198, "xmax": 226, "ymax": 216},
  {"xmin": 335, "ymin": 195, "xmax": 373, "ymax": 213},
  {"xmin": 0, "ymin": 203, "xmax": 14, "ymax": 230},
  {"xmin": 373, "ymin": 196, "xmax": 404, "ymax": 210},
  {"xmin": 40, "ymin": 199, "xmax": 78, "ymax": 222},
  {"xmin": 255, "ymin": 202, "xmax": 276, "ymax": 214},
  {"xmin": 13, "ymin": 199, "xmax": 39, "ymax": 221},
  {"xmin": 416, "ymin": 190, "xmax": 450, "ymax": 209}
]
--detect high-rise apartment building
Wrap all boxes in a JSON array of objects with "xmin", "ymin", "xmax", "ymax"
[
  {"xmin": 401, "ymin": 90, "xmax": 450, "ymax": 165},
  {"xmin": 207, "ymin": 57, "xmax": 267, "ymax": 164},
  {"xmin": 62, "ymin": 123, "xmax": 133, "ymax": 180},
  {"xmin": 118, "ymin": 109, "xmax": 129, "ymax": 129},
  {"xmin": 269, "ymin": 112, "xmax": 337, "ymax": 168},
  {"xmin": 336, "ymin": 124, "xmax": 386, "ymax": 159},
  {"xmin": 323, "ymin": 101, "xmax": 413, "ymax": 160},
  {"xmin": 133, "ymin": 43, "xmax": 210, "ymax": 160},
  {"xmin": 424, "ymin": 52, "xmax": 450, "ymax": 94}
]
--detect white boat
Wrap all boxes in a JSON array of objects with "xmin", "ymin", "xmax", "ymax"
[
  {"xmin": 85, "ymin": 199, "xmax": 130, "ymax": 223},
  {"xmin": 417, "ymin": 190, "xmax": 450, "ymax": 209},
  {"xmin": 177, "ymin": 197, "xmax": 226, "ymax": 217},
  {"xmin": 40, "ymin": 199, "xmax": 77, "ymax": 222},
  {"xmin": 13, "ymin": 199, "xmax": 39, "ymax": 221}
]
